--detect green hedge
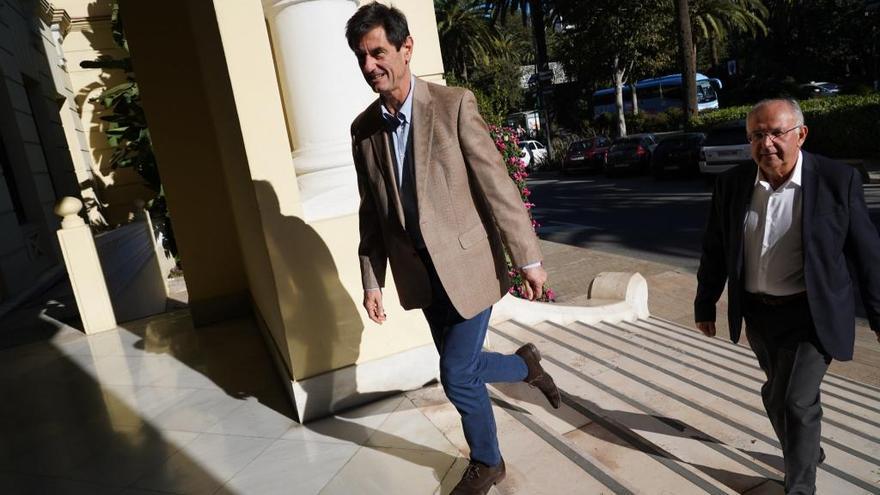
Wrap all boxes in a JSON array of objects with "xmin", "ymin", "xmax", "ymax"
[{"xmin": 690, "ymin": 95, "xmax": 880, "ymax": 158}]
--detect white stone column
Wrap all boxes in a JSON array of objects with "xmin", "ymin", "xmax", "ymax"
[
  {"xmin": 262, "ymin": 0, "xmax": 376, "ymax": 222},
  {"xmin": 54, "ymin": 197, "xmax": 116, "ymax": 334}
]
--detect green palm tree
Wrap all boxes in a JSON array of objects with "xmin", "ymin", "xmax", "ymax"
[
  {"xmin": 484, "ymin": 0, "xmax": 551, "ymax": 61},
  {"xmin": 691, "ymin": 0, "xmax": 769, "ymax": 66},
  {"xmin": 435, "ymin": 0, "xmax": 496, "ymax": 81},
  {"xmin": 673, "ymin": 0, "xmax": 767, "ymax": 118},
  {"xmin": 484, "ymin": 0, "xmax": 555, "ymax": 157}
]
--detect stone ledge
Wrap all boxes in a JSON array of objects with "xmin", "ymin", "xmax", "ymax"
[{"xmin": 491, "ymin": 272, "xmax": 649, "ymax": 326}]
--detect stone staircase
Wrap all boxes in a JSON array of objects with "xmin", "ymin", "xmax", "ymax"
[{"xmin": 422, "ymin": 315, "xmax": 880, "ymax": 494}]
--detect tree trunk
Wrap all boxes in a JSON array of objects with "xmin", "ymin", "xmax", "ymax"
[
  {"xmin": 613, "ymin": 58, "xmax": 627, "ymax": 137},
  {"xmin": 673, "ymin": 0, "xmax": 698, "ymax": 118},
  {"xmin": 631, "ymin": 83, "xmax": 639, "ymax": 115},
  {"xmin": 529, "ymin": 0, "xmax": 553, "ymax": 160},
  {"xmin": 710, "ymin": 35, "xmax": 720, "ymax": 68}
]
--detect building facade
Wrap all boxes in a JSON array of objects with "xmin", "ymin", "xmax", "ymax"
[{"xmin": 3, "ymin": 0, "xmax": 448, "ymax": 422}]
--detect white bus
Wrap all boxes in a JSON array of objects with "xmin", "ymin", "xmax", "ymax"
[{"xmin": 592, "ymin": 73, "xmax": 722, "ymax": 119}]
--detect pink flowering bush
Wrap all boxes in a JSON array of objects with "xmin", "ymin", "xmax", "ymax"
[{"xmin": 489, "ymin": 125, "xmax": 556, "ymax": 303}]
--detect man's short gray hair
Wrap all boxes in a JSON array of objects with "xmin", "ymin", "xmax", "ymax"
[{"xmin": 749, "ymin": 98, "xmax": 805, "ymax": 126}]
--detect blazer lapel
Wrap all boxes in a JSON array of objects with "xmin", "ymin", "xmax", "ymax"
[
  {"xmin": 801, "ymin": 151, "xmax": 817, "ymax": 256},
  {"xmin": 366, "ymin": 103, "xmax": 406, "ymax": 227},
  {"xmin": 734, "ymin": 162, "xmax": 757, "ymax": 276},
  {"xmin": 412, "ymin": 78, "xmax": 434, "ymax": 217}
]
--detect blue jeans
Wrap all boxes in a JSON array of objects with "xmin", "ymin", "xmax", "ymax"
[{"xmin": 420, "ymin": 251, "xmax": 528, "ymax": 466}]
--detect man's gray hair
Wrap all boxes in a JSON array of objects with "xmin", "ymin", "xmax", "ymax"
[{"xmin": 749, "ymin": 98, "xmax": 805, "ymax": 126}]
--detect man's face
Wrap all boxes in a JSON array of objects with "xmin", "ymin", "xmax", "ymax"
[
  {"xmin": 353, "ymin": 27, "xmax": 412, "ymax": 97},
  {"xmin": 746, "ymin": 101, "xmax": 808, "ymax": 180}
]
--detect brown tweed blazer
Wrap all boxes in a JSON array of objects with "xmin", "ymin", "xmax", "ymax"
[{"xmin": 350, "ymin": 78, "xmax": 542, "ymax": 319}]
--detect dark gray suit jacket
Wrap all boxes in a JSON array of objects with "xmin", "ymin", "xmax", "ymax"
[{"xmin": 695, "ymin": 151, "xmax": 880, "ymax": 360}]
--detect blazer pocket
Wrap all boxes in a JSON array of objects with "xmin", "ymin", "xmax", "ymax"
[{"xmin": 459, "ymin": 223, "xmax": 488, "ymax": 249}]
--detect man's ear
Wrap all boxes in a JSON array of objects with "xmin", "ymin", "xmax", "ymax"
[
  {"xmin": 403, "ymin": 35, "xmax": 414, "ymax": 64},
  {"xmin": 798, "ymin": 125, "xmax": 809, "ymax": 146}
]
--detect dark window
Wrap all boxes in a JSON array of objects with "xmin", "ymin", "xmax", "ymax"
[
  {"xmin": 696, "ymin": 82, "xmax": 717, "ymax": 104},
  {"xmin": 663, "ymin": 85, "xmax": 683, "ymax": 100},
  {"xmin": 0, "ymin": 137, "xmax": 27, "ymax": 225},
  {"xmin": 593, "ymin": 92, "xmax": 615, "ymax": 107},
  {"xmin": 23, "ymin": 77, "xmax": 60, "ymax": 199},
  {"xmin": 705, "ymin": 128, "xmax": 748, "ymax": 146},
  {"xmin": 638, "ymin": 84, "xmax": 663, "ymax": 101}
]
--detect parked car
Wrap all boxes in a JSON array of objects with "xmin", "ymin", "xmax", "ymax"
[
  {"xmin": 650, "ymin": 132, "xmax": 705, "ymax": 178},
  {"xmin": 519, "ymin": 140, "xmax": 547, "ymax": 171},
  {"xmin": 699, "ymin": 120, "xmax": 751, "ymax": 175},
  {"xmin": 605, "ymin": 133, "xmax": 658, "ymax": 175},
  {"xmin": 560, "ymin": 136, "xmax": 611, "ymax": 175},
  {"xmin": 799, "ymin": 83, "xmax": 837, "ymax": 99}
]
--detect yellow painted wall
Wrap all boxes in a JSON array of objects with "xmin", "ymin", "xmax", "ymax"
[
  {"xmin": 119, "ymin": 0, "xmax": 251, "ymax": 326},
  {"xmin": 60, "ymin": 2, "xmax": 155, "ymax": 225},
  {"xmin": 114, "ymin": 0, "xmax": 448, "ymax": 384}
]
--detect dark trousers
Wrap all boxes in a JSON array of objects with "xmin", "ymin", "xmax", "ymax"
[
  {"xmin": 744, "ymin": 294, "xmax": 831, "ymax": 495},
  {"xmin": 419, "ymin": 250, "xmax": 528, "ymax": 466}
]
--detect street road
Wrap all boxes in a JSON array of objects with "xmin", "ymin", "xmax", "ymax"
[{"xmin": 528, "ymin": 172, "xmax": 880, "ymax": 273}]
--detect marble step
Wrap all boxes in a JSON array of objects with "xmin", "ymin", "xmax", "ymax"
[
  {"xmin": 408, "ymin": 384, "xmax": 629, "ymax": 494},
  {"xmin": 487, "ymin": 318, "xmax": 880, "ymax": 494},
  {"xmin": 572, "ymin": 319, "xmax": 880, "ymax": 457},
  {"xmin": 490, "ymin": 322, "xmax": 749, "ymax": 494},
  {"xmin": 642, "ymin": 316, "xmax": 880, "ymax": 411}
]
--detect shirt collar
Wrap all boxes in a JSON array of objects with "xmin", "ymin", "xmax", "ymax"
[
  {"xmin": 380, "ymin": 75, "xmax": 416, "ymax": 126},
  {"xmin": 754, "ymin": 150, "xmax": 803, "ymax": 190}
]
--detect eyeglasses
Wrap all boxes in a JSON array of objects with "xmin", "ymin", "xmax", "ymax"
[{"xmin": 747, "ymin": 125, "xmax": 803, "ymax": 144}]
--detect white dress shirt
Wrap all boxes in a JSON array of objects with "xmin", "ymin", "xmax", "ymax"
[
  {"xmin": 380, "ymin": 75, "xmax": 415, "ymax": 186},
  {"xmin": 743, "ymin": 151, "xmax": 806, "ymax": 295}
]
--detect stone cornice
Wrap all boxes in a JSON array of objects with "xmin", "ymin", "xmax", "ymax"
[
  {"xmin": 68, "ymin": 16, "xmax": 113, "ymax": 34},
  {"xmin": 35, "ymin": 1, "xmax": 72, "ymax": 37},
  {"xmin": 262, "ymin": 0, "xmax": 358, "ymax": 18}
]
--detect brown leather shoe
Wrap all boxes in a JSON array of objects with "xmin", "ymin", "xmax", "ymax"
[
  {"xmin": 516, "ymin": 343, "xmax": 561, "ymax": 409},
  {"xmin": 451, "ymin": 458, "xmax": 506, "ymax": 495}
]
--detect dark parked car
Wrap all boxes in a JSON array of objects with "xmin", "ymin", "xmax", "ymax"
[
  {"xmin": 799, "ymin": 81, "xmax": 840, "ymax": 98},
  {"xmin": 605, "ymin": 133, "xmax": 658, "ymax": 175},
  {"xmin": 650, "ymin": 132, "xmax": 705, "ymax": 178},
  {"xmin": 561, "ymin": 136, "xmax": 611, "ymax": 175}
]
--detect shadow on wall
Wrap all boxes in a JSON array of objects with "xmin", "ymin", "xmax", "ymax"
[
  {"xmin": 75, "ymin": 0, "xmax": 156, "ymax": 226},
  {"xmin": 252, "ymin": 181, "xmax": 364, "ymax": 382}
]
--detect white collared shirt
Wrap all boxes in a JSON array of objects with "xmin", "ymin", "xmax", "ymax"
[
  {"xmin": 743, "ymin": 151, "xmax": 806, "ymax": 295},
  {"xmin": 380, "ymin": 75, "xmax": 416, "ymax": 186}
]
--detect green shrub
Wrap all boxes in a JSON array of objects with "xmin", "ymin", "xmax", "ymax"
[{"xmin": 690, "ymin": 95, "xmax": 880, "ymax": 158}]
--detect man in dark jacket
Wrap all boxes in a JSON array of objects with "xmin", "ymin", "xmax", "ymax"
[{"xmin": 694, "ymin": 98, "xmax": 880, "ymax": 494}]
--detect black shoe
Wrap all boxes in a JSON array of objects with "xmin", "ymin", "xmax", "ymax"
[
  {"xmin": 451, "ymin": 458, "xmax": 506, "ymax": 495},
  {"xmin": 516, "ymin": 343, "xmax": 561, "ymax": 409}
]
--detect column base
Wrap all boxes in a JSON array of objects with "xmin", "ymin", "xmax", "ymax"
[{"xmin": 290, "ymin": 343, "xmax": 440, "ymax": 423}]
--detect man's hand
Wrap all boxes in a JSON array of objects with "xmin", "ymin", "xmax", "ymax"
[
  {"xmin": 696, "ymin": 321, "xmax": 717, "ymax": 337},
  {"xmin": 520, "ymin": 265, "xmax": 548, "ymax": 301},
  {"xmin": 363, "ymin": 289, "xmax": 386, "ymax": 325}
]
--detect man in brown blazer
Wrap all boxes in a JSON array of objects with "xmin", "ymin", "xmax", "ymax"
[{"xmin": 346, "ymin": 4, "xmax": 560, "ymax": 494}]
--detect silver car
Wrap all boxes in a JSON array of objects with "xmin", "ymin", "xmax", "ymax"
[{"xmin": 699, "ymin": 120, "xmax": 751, "ymax": 175}]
